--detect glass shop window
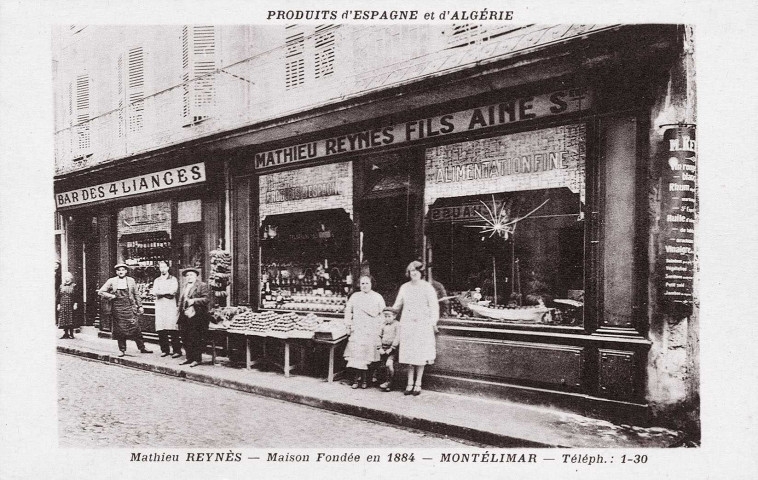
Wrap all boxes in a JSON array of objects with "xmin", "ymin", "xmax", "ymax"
[
  {"xmin": 429, "ymin": 188, "xmax": 585, "ymax": 326},
  {"xmin": 116, "ymin": 201, "xmax": 173, "ymax": 303},
  {"xmin": 259, "ymin": 208, "xmax": 353, "ymax": 314}
]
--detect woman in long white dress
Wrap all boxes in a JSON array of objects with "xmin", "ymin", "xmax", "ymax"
[
  {"xmin": 343, "ymin": 275, "xmax": 386, "ymax": 389},
  {"xmin": 392, "ymin": 261, "xmax": 439, "ymax": 396}
]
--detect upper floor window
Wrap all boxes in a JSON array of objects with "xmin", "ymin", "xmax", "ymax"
[
  {"xmin": 118, "ymin": 46, "xmax": 145, "ymax": 136},
  {"xmin": 445, "ymin": 24, "xmax": 526, "ymax": 48},
  {"xmin": 69, "ymin": 74, "xmax": 91, "ymax": 159},
  {"xmin": 182, "ymin": 25, "xmax": 217, "ymax": 125},
  {"xmin": 284, "ymin": 25, "xmax": 338, "ymax": 90}
]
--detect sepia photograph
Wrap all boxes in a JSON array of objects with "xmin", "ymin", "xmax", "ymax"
[
  {"xmin": 2, "ymin": 1, "xmax": 757, "ymax": 479},
  {"xmin": 52, "ymin": 23, "xmax": 697, "ymax": 448}
]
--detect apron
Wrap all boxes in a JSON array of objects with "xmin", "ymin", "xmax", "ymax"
[{"xmin": 111, "ymin": 288, "xmax": 142, "ymax": 340}]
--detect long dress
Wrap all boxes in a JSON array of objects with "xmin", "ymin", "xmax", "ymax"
[
  {"xmin": 343, "ymin": 290, "xmax": 386, "ymax": 370},
  {"xmin": 57, "ymin": 283, "xmax": 77, "ymax": 329},
  {"xmin": 393, "ymin": 280, "xmax": 439, "ymax": 365},
  {"xmin": 151, "ymin": 275, "xmax": 179, "ymax": 331},
  {"xmin": 112, "ymin": 288, "xmax": 142, "ymax": 340}
]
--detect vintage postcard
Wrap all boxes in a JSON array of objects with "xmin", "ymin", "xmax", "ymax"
[{"xmin": 0, "ymin": 0, "xmax": 755, "ymax": 479}]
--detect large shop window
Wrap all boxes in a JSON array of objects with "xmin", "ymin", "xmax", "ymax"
[
  {"xmin": 426, "ymin": 123, "xmax": 587, "ymax": 326},
  {"xmin": 259, "ymin": 209, "xmax": 352, "ymax": 314},
  {"xmin": 117, "ymin": 202, "xmax": 173, "ymax": 303},
  {"xmin": 116, "ymin": 199, "xmax": 204, "ymax": 303},
  {"xmin": 429, "ymin": 189, "xmax": 584, "ymax": 325}
]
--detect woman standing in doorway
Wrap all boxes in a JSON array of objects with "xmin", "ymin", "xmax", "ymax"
[
  {"xmin": 392, "ymin": 261, "xmax": 439, "ymax": 396},
  {"xmin": 343, "ymin": 275, "xmax": 385, "ymax": 389},
  {"xmin": 57, "ymin": 272, "xmax": 81, "ymax": 339}
]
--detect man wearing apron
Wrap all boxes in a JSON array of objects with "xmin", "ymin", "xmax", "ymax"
[{"xmin": 98, "ymin": 264, "xmax": 153, "ymax": 357}]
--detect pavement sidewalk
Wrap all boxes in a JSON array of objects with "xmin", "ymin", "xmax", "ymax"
[{"xmin": 57, "ymin": 327, "xmax": 685, "ymax": 448}]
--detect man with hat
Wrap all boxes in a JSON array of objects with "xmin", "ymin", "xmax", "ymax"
[
  {"xmin": 98, "ymin": 263, "xmax": 153, "ymax": 356},
  {"xmin": 177, "ymin": 267, "xmax": 213, "ymax": 367}
]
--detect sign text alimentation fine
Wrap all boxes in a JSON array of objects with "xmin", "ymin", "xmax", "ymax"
[{"xmin": 254, "ymin": 87, "xmax": 593, "ymax": 169}]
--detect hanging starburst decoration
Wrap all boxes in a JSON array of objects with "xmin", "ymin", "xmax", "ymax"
[{"xmin": 464, "ymin": 195, "xmax": 549, "ymax": 240}]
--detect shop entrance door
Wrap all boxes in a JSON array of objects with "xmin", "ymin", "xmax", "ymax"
[
  {"xmin": 360, "ymin": 194, "xmax": 416, "ymax": 304},
  {"xmin": 82, "ymin": 239, "xmax": 100, "ymax": 326}
]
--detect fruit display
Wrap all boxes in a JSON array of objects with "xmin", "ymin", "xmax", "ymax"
[
  {"xmin": 268, "ymin": 312, "xmax": 300, "ymax": 337},
  {"xmin": 289, "ymin": 313, "xmax": 323, "ymax": 338},
  {"xmin": 247, "ymin": 311, "xmax": 279, "ymax": 334},
  {"xmin": 209, "ymin": 248, "xmax": 232, "ymax": 299},
  {"xmin": 227, "ymin": 310, "xmax": 255, "ymax": 334},
  {"xmin": 210, "ymin": 307, "xmax": 335, "ymax": 338},
  {"xmin": 210, "ymin": 306, "xmax": 249, "ymax": 329}
]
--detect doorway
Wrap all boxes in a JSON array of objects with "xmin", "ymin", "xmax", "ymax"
[
  {"xmin": 359, "ymin": 152, "xmax": 422, "ymax": 303},
  {"xmin": 361, "ymin": 194, "xmax": 416, "ymax": 303}
]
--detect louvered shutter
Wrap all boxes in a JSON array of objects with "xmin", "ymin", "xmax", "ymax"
[
  {"xmin": 314, "ymin": 25, "xmax": 336, "ymax": 79},
  {"xmin": 284, "ymin": 25, "xmax": 305, "ymax": 90},
  {"xmin": 126, "ymin": 47, "xmax": 145, "ymax": 132},
  {"xmin": 182, "ymin": 25, "xmax": 216, "ymax": 125},
  {"xmin": 73, "ymin": 75, "xmax": 90, "ymax": 156},
  {"xmin": 446, "ymin": 24, "xmax": 524, "ymax": 47},
  {"xmin": 117, "ymin": 54, "xmax": 124, "ymax": 137}
]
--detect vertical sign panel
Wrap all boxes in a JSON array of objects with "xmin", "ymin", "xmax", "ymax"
[{"xmin": 660, "ymin": 126, "xmax": 696, "ymax": 316}]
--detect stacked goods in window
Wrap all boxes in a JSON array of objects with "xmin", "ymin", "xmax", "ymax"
[
  {"xmin": 209, "ymin": 247, "xmax": 232, "ymax": 299},
  {"xmin": 282, "ymin": 293, "xmax": 346, "ymax": 313}
]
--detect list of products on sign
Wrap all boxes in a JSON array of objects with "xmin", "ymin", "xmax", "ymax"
[{"xmin": 661, "ymin": 126, "xmax": 696, "ymax": 315}]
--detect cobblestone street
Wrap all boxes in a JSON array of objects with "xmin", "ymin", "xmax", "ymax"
[{"xmin": 57, "ymin": 353, "xmax": 475, "ymax": 448}]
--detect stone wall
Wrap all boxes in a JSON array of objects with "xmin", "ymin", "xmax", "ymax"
[{"xmin": 645, "ymin": 25, "xmax": 699, "ymax": 437}]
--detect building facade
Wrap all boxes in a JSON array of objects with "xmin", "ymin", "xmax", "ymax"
[{"xmin": 53, "ymin": 24, "xmax": 698, "ymax": 434}]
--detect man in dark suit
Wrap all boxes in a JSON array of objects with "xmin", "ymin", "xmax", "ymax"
[{"xmin": 177, "ymin": 268, "xmax": 213, "ymax": 367}]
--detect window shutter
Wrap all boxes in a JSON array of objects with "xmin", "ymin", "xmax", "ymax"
[
  {"xmin": 182, "ymin": 25, "xmax": 216, "ymax": 125},
  {"xmin": 285, "ymin": 26, "xmax": 305, "ymax": 90},
  {"xmin": 446, "ymin": 24, "xmax": 525, "ymax": 48},
  {"xmin": 314, "ymin": 25, "xmax": 336, "ymax": 79},
  {"xmin": 127, "ymin": 47, "xmax": 145, "ymax": 132},
  {"xmin": 117, "ymin": 54, "xmax": 124, "ymax": 137},
  {"xmin": 74, "ymin": 75, "xmax": 90, "ymax": 155}
]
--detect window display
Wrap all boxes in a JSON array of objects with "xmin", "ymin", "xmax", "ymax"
[
  {"xmin": 117, "ymin": 201, "xmax": 172, "ymax": 303},
  {"xmin": 429, "ymin": 188, "xmax": 584, "ymax": 326},
  {"xmin": 260, "ymin": 209, "xmax": 353, "ymax": 313},
  {"xmin": 425, "ymin": 123, "xmax": 586, "ymax": 327}
]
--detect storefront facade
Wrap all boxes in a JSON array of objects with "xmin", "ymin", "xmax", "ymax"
[
  {"xmin": 224, "ymin": 25, "xmax": 696, "ymax": 427},
  {"xmin": 55, "ymin": 154, "xmax": 226, "ymax": 338},
  {"xmin": 54, "ymin": 24, "xmax": 697, "ymax": 432}
]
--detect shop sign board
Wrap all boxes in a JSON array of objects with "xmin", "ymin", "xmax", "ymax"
[
  {"xmin": 259, "ymin": 161, "xmax": 353, "ymax": 218},
  {"xmin": 253, "ymin": 87, "xmax": 593, "ymax": 170},
  {"xmin": 55, "ymin": 163, "xmax": 206, "ymax": 209},
  {"xmin": 425, "ymin": 124, "xmax": 586, "ymax": 207},
  {"xmin": 660, "ymin": 125, "xmax": 696, "ymax": 316}
]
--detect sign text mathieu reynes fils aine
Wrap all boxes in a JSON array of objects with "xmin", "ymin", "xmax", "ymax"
[{"xmin": 254, "ymin": 87, "xmax": 593, "ymax": 170}]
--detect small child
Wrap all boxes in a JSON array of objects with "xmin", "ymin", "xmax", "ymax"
[{"xmin": 376, "ymin": 307, "xmax": 400, "ymax": 392}]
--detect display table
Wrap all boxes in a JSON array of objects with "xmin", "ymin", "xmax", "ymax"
[
  {"xmin": 206, "ymin": 327, "xmax": 229, "ymax": 365},
  {"xmin": 244, "ymin": 333, "xmax": 348, "ymax": 382},
  {"xmin": 312, "ymin": 335, "xmax": 348, "ymax": 383}
]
